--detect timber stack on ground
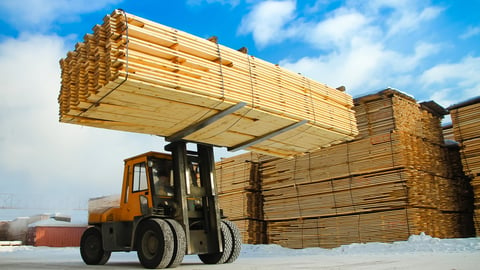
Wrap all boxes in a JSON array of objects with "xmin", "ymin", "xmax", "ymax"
[
  {"xmin": 216, "ymin": 152, "xmax": 266, "ymax": 244},
  {"xmin": 58, "ymin": 9, "xmax": 357, "ymax": 158},
  {"xmin": 448, "ymin": 96, "xmax": 480, "ymax": 235},
  {"xmin": 217, "ymin": 89, "xmax": 474, "ymax": 248}
]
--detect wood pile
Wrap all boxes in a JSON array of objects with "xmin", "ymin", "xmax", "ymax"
[
  {"xmin": 216, "ymin": 152, "xmax": 266, "ymax": 244},
  {"xmin": 257, "ymin": 89, "xmax": 473, "ymax": 248},
  {"xmin": 267, "ymin": 207, "xmax": 473, "ymax": 248},
  {"xmin": 448, "ymin": 96, "xmax": 480, "ymax": 235},
  {"xmin": 58, "ymin": 9, "xmax": 358, "ymax": 157}
]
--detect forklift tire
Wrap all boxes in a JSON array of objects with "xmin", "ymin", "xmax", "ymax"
[
  {"xmin": 198, "ymin": 221, "xmax": 233, "ymax": 264},
  {"xmin": 223, "ymin": 220, "xmax": 242, "ymax": 263},
  {"xmin": 80, "ymin": 227, "xmax": 111, "ymax": 265},
  {"xmin": 137, "ymin": 219, "xmax": 175, "ymax": 269},
  {"xmin": 164, "ymin": 219, "xmax": 186, "ymax": 268}
]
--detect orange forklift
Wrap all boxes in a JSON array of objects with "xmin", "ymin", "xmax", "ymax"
[{"xmin": 80, "ymin": 141, "xmax": 242, "ymax": 268}]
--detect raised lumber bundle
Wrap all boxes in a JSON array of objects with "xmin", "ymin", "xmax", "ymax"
[
  {"xmin": 58, "ymin": 9, "xmax": 357, "ymax": 157},
  {"xmin": 448, "ymin": 96, "xmax": 480, "ymax": 235},
  {"xmin": 260, "ymin": 89, "xmax": 474, "ymax": 248},
  {"xmin": 216, "ymin": 152, "xmax": 265, "ymax": 244}
]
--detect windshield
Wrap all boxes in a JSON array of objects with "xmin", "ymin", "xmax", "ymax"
[{"xmin": 150, "ymin": 158, "xmax": 174, "ymax": 197}]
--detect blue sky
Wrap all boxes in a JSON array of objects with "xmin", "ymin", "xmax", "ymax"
[{"xmin": 0, "ymin": 0, "xmax": 479, "ymax": 213}]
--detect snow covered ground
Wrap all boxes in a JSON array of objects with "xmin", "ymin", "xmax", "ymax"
[{"xmin": 1, "ymin": 233, "xmax": 479, "ymax": 269}]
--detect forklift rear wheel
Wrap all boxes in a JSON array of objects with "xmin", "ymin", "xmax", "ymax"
[
  {"xmin": 198, "ymin": 221, "xmax": 233, "ymax": 264},
  {"xmin": 80, "ymin": 227, "xmax": 111, "ymax": 265},
  {"xmin": 164, "ymin": 219, "xmax": 186, "ymax": 268},
  {"xmin": 137, "ymin": 219, "xmax": 175, "ymax": 269}
]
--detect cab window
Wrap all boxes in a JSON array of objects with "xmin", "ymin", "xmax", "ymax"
[
  {"xmin": 151, "ymin": 158, "xmax": 174, "ymax": 196},
  {"xmin": 133, "ymin": 162, "xmax": 148, "ymax": 192}
]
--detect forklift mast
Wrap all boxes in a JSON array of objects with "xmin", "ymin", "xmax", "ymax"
[{"xmin": 166, "ymin": 141, "xmax": 222, "ymax": 255}]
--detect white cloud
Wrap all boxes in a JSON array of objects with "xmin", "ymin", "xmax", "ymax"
[
  {"xmin": 280, "ymin": 41, "xmax": 443, "ymax": 97},
  {"xmin": 420, "ymin": 55, "xmax": 480, "ymax": 92},
  {"xmin": 364, "ymin": 0, "xmax": 443, "ymax": 37},
  {"xmin": 0, "ymin": 33, "xmax": 166, "ymax": 208},
  {"xmin": 238, "ymin": 0, "xmax": 297, "ymax": 47},
  {"xmin": 0, "ymin": 0, "xmax": 122, "ymax": 32},
  {"xmin": 388, "ymin": 6, "xmax": 443, "ymax": 37},
  {"xmin": 308, "ymin": 9, "xmax": 373, "ymax": 50},
  {"xmin": 280, "ymin": 41, "xmax": 396, "ymax": 95},
  {"xmin": 460, "ymin": 26, "xmax": 480, "ymax": 39},
  {"xmin": 241, "ymin": 0, "xmax": 449, "ymax": 101},
  {"xmin": 419, "ymin": 56, "xmax": 480, "ymax": 107}
]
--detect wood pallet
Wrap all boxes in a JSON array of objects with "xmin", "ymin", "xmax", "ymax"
[{"xmin": 58, "ymin": 10, "xmax": 358, "ymax": 157}]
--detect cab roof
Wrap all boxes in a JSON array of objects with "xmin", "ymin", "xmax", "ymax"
[{"xmin": 123, "ymin": 151, "xmax": 171, "ymax": 162}]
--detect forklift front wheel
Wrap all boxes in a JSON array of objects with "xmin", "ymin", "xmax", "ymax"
[
  {"xmin": 80, "ymin": 226, "xmax": 111, "ymax": 265},
  {"xmin": 164, "ymin": 219, "xmax": 186, "ymax": 268},
  {"xmin": 198, "ymin": 221, "xmax": 233, "ymax": 264},
  {"xmin": 137, "ymin": 219, "xmax": 175, "ymax": 269},
  {"xmin": 223, "ymin": 220, "xmax": 242, "ymax": 263}
]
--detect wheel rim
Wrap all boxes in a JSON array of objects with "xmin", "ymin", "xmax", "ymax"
[
  {"xmin": 84, "ymin": 234, "xmax": 101, "ymax": 259},
  {"xmin": 142, "ymin": 230, "xmax": 159, "ymax": 260}
]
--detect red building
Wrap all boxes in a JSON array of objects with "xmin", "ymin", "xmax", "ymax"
[{"xmin": 26, "ymin": 219, "xmax": 86, "ymax": 247}]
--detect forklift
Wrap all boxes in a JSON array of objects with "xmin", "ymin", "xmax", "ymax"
[
  {"xmin": 79, "ymin": 104, "xmax": 251, "ymax": 268},
  {"xmin": 80, "ymin": 141, "xmax": 242, "ymax": 268},
  {"xmin": 78, "ymin": 99, "xmax": 298, "ymax": 268}
]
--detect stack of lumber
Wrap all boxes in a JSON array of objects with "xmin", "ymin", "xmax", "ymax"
[
  {"xmin": 260, "ymin": 89, "xmax": 474, "ymax": 248},
  {"xmin": 267, "ymin": 206, "xmax": 474, "ymax": 248},
  {"xmin": 448, "ymin": 96, "xmax": 480, "ymax": 235},
  {"xmin": 216, "ymin": 152, "xmax": 266, "ymax": 244},
  {"xmin": 58, "ymin": 9, "xmax": 358, "ymax": 157}
]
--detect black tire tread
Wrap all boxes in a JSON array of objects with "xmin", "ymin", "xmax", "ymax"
[
  {"xmin": 137, "ymin": 219, "xmax": 175, "ymax": 269},
  {"xmin": 164, "ymin": 219, "xmax": 186, "ymax": 268},
  {"xmin": 80, "ymin": 226, "xmax": 111, "ymax": 265},
  {"xmin": 223, "ymin": 220, "xmax": 242, "ymax": 263},
  {"xmin": 198, "ymin": 222, "xmax": 233, "ymax": 264}
]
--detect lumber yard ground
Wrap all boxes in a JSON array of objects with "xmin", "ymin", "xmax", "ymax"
[{"xmin": 1, "ymin": 233, "xmax": 479, "ymax": 270}]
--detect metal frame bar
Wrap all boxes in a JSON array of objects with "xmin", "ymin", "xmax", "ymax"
[
  {"xmin": 198, "ymin": 144, "xmax": 222, "ymax": 253},
  {"xmin": 167, "ymin": 141, "xmax": 191, "ymax": 253},
  {"xmin": 228, "ymin": 120, "xmax": 308, "ymax": 152},
  {"xmin": 165, "ymin": 142, "xmax": 222, "ymax": 255},
  {"xmin": 166, "ymin": 102, "xmax": 246, "ymax": 142}
]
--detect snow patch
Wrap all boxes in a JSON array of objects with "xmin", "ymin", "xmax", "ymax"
[
  {"xmin": 0, "ymin": 245, "xmax": 33, "ymax": 253},
  {"xmin": 241, "ymin": 233, "xmax": 480, "ymax": 258}
]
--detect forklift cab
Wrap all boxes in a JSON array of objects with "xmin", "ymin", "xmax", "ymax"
[
  {"xmin": 118, "ymin": 142, "xmax": 225, "ymax": 256},
  {"xmin": 125, "ymin": 151, "xmax": 205, "ymax": 222}
]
